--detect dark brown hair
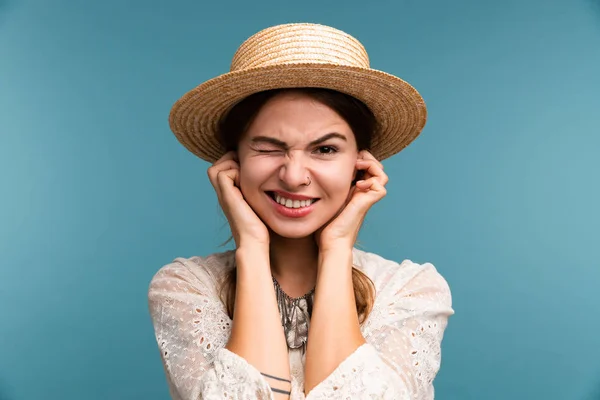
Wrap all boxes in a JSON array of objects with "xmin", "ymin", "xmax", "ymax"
[{"xmin": 218, "ymin": 88, "xmax": 377, "ymax": 324}]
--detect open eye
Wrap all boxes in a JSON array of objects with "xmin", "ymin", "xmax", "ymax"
[{"xmin": 314, "ymin": 145, "xmax": 338, "ymax": 155}]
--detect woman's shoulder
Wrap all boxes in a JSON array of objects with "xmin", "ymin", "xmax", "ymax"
[
  {"xmin": 352, "ymin": 247, "xmax": 451, "ymax": 296},
  {"xmin": 149, "ymin": 250, "xmax": 236, "ymax": 295}
]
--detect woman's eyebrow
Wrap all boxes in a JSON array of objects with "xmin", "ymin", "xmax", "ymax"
[
  {"xmin": 308, "ymin": 132, "xmax": 347, "ymax": 146},
  {"xmin": 250, "ymin": 133, "xmax": 347, "ymax": 148}
]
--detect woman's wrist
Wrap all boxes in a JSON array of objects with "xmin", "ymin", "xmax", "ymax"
[
  {"xmin": 236, "ymin": 241, "xmax": 269, "ymax": 258},
  {"xmin": 318, "ymin": 246, "xmax": 353, "ymax": 269},
  {"xmin": 235, "ymin": 244, "xmax": 271, "ymax": 273},
  {"xmin": 318, "ymin": 238, "xmax": 355, "ymax": 255}
]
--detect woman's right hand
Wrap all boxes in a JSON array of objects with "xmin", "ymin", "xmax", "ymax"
[{"xmin": 207, "ymin": 151, "xmax": 270, "ymax": 249}]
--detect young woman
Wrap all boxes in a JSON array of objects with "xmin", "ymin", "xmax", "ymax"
[{"xmin": 149, "ymin": 23, "xmax": 453, "ymax": 399}]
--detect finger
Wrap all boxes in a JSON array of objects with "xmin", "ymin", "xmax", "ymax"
[
  {"xmin": 354, "ymin": 178, "xmax": 387, "ymax": 206},
  {"xmin": 208, "ymin": 159, "xmax": 239, "ymax": 177},
  {"xmin": 217, "ymin": 168, "xmax": 240, "ymax": 192},
  {"xmin": 208, "ymin": 159, "xmax": 239, "ymax": 190},
  {"xmin": 355, "ymin": 176, "xmax": 386, "ymax": 192},
  {"xmin": 356, "ymin": 159, "xmax": 389, "ymax": 186},
  {"xmin": 208, "ymin": 163, "xmax": 239, "ymax": 205},
  {"xmin": 213, "ymin": 151, "xmax": 238, "ymax": 166},
  {"xmin": 342, "ymin": 178, "xmax": 386, "ymax": 218},
  {"xmin": 358, "ymin": 150, "xmax": 383, "ymax": 170},
  {"xmin": 216, "ymin": 168, "xmax": 241, "ymax": 205}
]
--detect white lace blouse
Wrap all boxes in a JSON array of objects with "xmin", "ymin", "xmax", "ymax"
[{"xmin": 148, "ymin": 248, "xmax": 453, "ymax": 399}]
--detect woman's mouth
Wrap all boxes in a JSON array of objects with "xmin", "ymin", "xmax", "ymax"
[
  {"xmin": 266, "ymin": 191, "xmax": 319, "ymax": 217},
  {"xmin": 268, "ymin": 192, "xmax": 318, "ymax": 208}
]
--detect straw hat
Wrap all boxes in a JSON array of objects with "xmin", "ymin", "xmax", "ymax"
[{"xmin": 169, "ymin": 23, "xmax": 427, "ymax": 163}]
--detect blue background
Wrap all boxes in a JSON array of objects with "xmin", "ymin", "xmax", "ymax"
[{"xmin": 1, "ymin": 0, "xmax": 599, "ymax": 399}]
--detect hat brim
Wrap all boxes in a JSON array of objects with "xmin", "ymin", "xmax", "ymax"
[{"xmin": 169, "ymin": 63, "xmax": 427, "ymax": 163}]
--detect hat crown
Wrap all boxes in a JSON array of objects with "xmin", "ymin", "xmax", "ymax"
[{"xmin": 230, "ymin": 23, "xmax": 370, "ymax": 71}]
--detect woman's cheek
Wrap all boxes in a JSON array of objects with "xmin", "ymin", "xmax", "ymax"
[
  {"xmin": 238, "ymin": 168, "xmax": 261, "ymax": 203},
  {"xmin": 323, "ymin": 173, "xmax": 353, "ymax": 203},
  {"xmin": 335, "ymin": 164, "xmax": 356, "ymax": 190}
]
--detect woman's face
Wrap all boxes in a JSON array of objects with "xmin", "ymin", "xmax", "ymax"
[{"xmin": 237, "ymin": 92, "xmax": 359, "ymax": 239}]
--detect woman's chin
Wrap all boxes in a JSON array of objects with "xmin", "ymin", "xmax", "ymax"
[{"xmin": 266, "ymin": 222, "xmax": 319, "ymax": 240}]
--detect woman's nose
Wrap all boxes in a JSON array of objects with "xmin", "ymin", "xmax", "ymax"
[{"xmin": 278, "ymin": 154, "xmax": 310, "ymax": 189}]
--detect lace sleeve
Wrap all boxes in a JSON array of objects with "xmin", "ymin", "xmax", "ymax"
[
  {"xmin": 148, "ymin": 258, "xmax": 274, "ymax": 400},
  {"xmin": 306, "ymin": 261, "xmax": 453, "ymax": 400}
]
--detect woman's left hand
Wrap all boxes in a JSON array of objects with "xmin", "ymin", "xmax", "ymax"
[{"xmin": 316, "ymin": 150, "xmax": 388, "ymax": 253}]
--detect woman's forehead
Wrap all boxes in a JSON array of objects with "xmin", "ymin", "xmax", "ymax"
[{"xmin": 245, "ymin": 95, "xmax": 353, "ymax": 141}]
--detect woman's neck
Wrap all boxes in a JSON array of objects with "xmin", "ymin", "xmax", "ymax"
[{"xmin": 268, "ymin": 233, "xmax": 319, "ymax": 298}]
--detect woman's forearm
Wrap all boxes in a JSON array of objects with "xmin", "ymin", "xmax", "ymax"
[
  {"xmin": 225, "ymin": 245, "xmax": 291, "ymax": 398},
  {"xmin": 304, "ymin": 247, "xmax": 366, "ymax": 395}
]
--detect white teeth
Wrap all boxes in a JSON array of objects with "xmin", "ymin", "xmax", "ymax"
[{"xmin": 274, "ymin": 194, "xmax": 315, "ymax": 209}]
